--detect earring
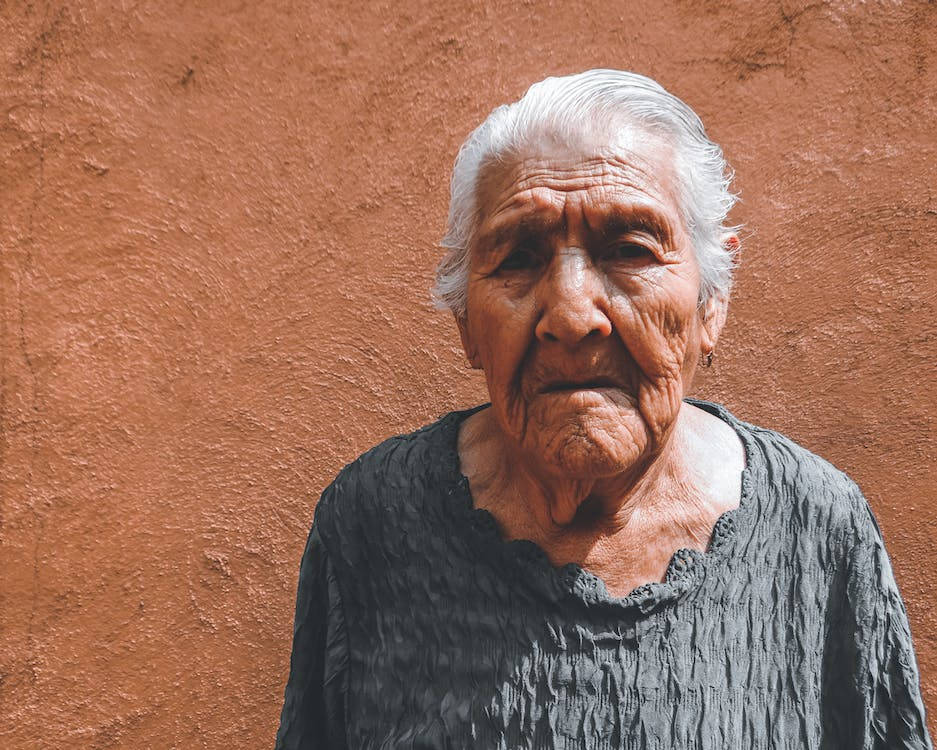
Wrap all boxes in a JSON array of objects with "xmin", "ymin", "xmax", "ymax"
[{"xmin": 701, "ymin": 350, "xmax": 714, "ymax": 368}]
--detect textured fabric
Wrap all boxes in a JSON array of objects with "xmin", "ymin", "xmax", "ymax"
[{"xmin": 275, "ymin": 399, "xmax": 933, "ymax": 749}]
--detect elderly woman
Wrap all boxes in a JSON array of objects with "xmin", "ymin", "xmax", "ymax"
[{"xmin": 275, "ymin": 70, "xmax": 932, "ymax": 749}]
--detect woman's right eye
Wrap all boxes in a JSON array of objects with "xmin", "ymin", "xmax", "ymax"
[{"xmin": 498, "ymin": 247, "xmax": 540, "ymax": 272}]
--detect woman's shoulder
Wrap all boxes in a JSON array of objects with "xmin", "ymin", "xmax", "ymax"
[
  {"xmin": 310, "ymin": 407, "xmax": 474, "ymax": 542},
  {"xmin": 693, "ymin": 399, "xmax": 860, "ymax": 489},
  {"xmin": 691, "ymin": 398, "xmax": 874, "ymax": 540}
]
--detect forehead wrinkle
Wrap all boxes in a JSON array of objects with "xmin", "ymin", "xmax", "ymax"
[
  {"xmin": 507, "ymin": 156, "xmax": 659, "ymax": 198},
  {"xmin": 477, "ymin": 188, "xmax": 680, "ymax": 255},
  {"xmin": 474, "ymin": 189, "xmax": 565, "ymax": 251},
  {"xmin": 473, "ymin": 143, "xmax": 684, "ymax": 252}
]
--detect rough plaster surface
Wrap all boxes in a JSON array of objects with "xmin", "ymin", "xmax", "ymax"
[{"xmin": 1, "ymin": 1, "xmax": 934, "ymax": 747}]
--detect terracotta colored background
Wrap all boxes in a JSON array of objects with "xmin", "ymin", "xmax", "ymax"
[{"xmin": 2, "ymin": 1, "xmax": 935, "ymax": 747}]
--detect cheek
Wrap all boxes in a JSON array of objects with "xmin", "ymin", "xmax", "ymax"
[
  {"xmin": 607, "ymin": 269, "xmax": 700, "ymax": 379},
  {"xmin": 467, "ymin": 287, "xmax": 537, "ymax": 388}
]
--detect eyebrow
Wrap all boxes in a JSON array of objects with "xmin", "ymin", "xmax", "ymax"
[
  {"xmin": 476, "ymin": 202, "xmax": 676, "ymax": 252},
  {"xmin": 474, "ymin": 213, "xmax": 558, "ymax": 253},
  {"xmin": 588, "ymin": 204, "xmax": 675, "ymax": 242}
]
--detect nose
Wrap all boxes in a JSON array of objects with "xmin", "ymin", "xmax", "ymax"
[{"xmin": 535, "ymin": 247, "xmax": 613, "ymax": 346}]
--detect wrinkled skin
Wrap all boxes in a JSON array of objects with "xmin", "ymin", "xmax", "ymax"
[{"xmin": 456, "ymin": 127, "xmax": 744, "ymax": 593}]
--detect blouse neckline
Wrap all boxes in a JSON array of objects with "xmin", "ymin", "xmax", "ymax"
[{"xmin": 439, "ymin": 398, "xmax": 759, "ymax": 614}]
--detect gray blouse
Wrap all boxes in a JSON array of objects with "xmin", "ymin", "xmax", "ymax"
[{"xmin": 275, "ymin": 399, "xmax": 933, "ymax": 749}]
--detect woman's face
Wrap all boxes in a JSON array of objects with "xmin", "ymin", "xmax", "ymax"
[{"xmin": 458, "ymin": 128, "xmax": 728, "ymax": 480}]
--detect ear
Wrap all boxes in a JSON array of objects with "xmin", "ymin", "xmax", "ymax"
[
  {"xmin": 699, "ymin": 233, "xmax": 738, "ymax": 354},
  {"xmin": 699, "ymin": 292, "xmax": 728, "ymax": 355},
  {"xmin": 455, "ymin": 314, "xmax": 484, "ymax": 369}
]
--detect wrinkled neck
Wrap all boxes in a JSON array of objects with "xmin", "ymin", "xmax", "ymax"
[{"xmin": 458, "ymin": 404, "xmax": 692, "ymax": 538}]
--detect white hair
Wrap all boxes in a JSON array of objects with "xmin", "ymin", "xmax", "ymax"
[{"xmin": 432, "ymin": 69, "xmax": 740, "ymax": 316}]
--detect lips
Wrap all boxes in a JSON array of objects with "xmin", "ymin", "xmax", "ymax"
[{"xmin": 538, "ymin": 376, "xmax": 623, "ymax": 394}]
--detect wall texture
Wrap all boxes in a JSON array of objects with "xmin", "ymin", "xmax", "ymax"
[{"xmin": 2, "ymin": 1, "xmax": 935, "ymax": 747}]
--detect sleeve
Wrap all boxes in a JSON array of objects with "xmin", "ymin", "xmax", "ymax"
[
  {"xmin": 827, "ymin": 496, "xmax": 934, "ymax": 750},
  {"xmin": 274, "ymin": 515, "xmax": 349, "ymax": 750}
]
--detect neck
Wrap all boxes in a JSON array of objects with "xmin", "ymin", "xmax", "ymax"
[{"xmin": 459, "ymin": 404, "xmax": 693, "ymax": 539}]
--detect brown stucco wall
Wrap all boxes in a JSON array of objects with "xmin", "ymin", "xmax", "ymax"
[{"xmin": 2, "ymin": 1, "xmax": 935, "ymax": 747}]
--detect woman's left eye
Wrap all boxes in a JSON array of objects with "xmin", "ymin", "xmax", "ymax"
[{"xmin": 604, "ymin": 242, "xmax": 652, "ymax": 262}]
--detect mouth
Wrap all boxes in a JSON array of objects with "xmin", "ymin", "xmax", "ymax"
[{"xmin": 539, "ymin": 376, "xmax": 623, "ymax": 394}]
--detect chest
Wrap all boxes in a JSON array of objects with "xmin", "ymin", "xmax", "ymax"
[
  {"xmin": 344, "ymin": 594, "xmax": 826, "ymax": 749},
  {"xmin": 338, "ymin": 484, "xmax": 834, "ymax": 748},
  {"xmin": 495, "ymin": 506, "xmax": 730, "ymax": 599}
]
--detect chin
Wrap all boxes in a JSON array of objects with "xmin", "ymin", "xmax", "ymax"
[{"xmin": 525, "ymin": 405, "xmax": 649, "ymax": 479}]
